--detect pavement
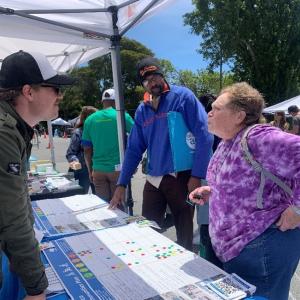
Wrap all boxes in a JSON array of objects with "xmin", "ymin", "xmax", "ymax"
[{"xmin": 31, "ymin": 135, "xmax": 300, "ymax": 300}]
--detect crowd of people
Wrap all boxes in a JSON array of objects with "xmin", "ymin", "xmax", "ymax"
[
  {"xmin": 0, "ymin": 50, "xmax": 299, "ymax": 300},
  {"xmin": 269, "ymin": 105, "xmax": 300, "ymax": 134}
]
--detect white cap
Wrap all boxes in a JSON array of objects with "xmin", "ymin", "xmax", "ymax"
[{"xmin": 102, "ymin": 88, "xmax": 115, "ymax": 101}]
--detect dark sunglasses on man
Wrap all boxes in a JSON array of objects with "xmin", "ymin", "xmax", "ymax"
[{"xmin": 40, "ymin": 84, "xmax": 62, "ymax": 95}]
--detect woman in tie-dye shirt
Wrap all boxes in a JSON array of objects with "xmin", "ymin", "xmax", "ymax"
[{"xmin": 189, "ymin": 82, "xmax": 300, "ymax": 300}]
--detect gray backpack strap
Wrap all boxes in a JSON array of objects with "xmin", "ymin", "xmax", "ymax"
[{"xmin": 241, "ymin": 125, "xmax": 293, "ymax": 209}]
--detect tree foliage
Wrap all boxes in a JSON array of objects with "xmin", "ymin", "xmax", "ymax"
[
  {"xmin": 59, "ymin": 66, "xmax": 100, "ymax": 119},
  {"xmin": 176, "ymin": 70, "xmax": 234, "ymax": 97},
  {"xmin": 184, "ymin": 0, "xmax": 300, "ymax": 104},
  {"xmin": 60, "ymin": 36, "xmax": 233, "ymax": 120},
  {"xmin": 157, "ymin": 60, "xmax": 234, "ymax": 96},
  {"xmin": 61, "ymin": 38, "xmax": 154, "ymax": 119}
]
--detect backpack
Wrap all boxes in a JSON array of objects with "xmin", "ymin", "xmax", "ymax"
[{"xmin": 240, "ymin": 124, "xmax": 292, "ymax": 209}]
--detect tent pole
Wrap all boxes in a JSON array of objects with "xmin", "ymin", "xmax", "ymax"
[
  {"xmin": 110, "ymin": 46, "xmax": 126, "ymax": 162},
  {"xmin": 120, "ymin": 0, "xmax": 160, "ymax": 35},
  {"xmin": 109, "ymin": 6, "xmax": 133, "ymax": 215},
  {"xmin": 0, "ymin": 7, "xmax": 110, "ymax": 39},
  {"xmin": 109, "ymin": 7, "xmax": 126, "ymax": 163},
  {"xmin": 47, "ymin": 120, "xmax": 56, "ymax": 169}
]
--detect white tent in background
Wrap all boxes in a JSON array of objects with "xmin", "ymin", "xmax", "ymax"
[
  {"xmin": 263, "ymin": 95, "xmax": 300, "ymax": 114},
  {"xmin": 0, "ymin": 0, "xmax": 174, "ymax": 169},
  {"xmin": 68, "ymin": 116, "xmax": 79, "ymax": 127},
  {"xmin": 51, "ymin": 118, "xmax": 71, "ymax": 126}
]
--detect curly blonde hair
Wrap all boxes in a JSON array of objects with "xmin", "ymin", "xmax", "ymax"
[{"xmin": 220, "ymin": 82, "xmax": 265, "ymax": 126}]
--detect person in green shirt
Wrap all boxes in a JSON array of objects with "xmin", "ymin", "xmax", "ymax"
[{"xmin": 82, "ymin": 88, "xmax": 134, "ymax": 202}]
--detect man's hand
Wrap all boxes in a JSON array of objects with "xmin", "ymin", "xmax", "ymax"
[
  {"xmin": 24, "ymin": 292, "xmax": 46, "ymax": 300},
  {"xmin": 187, "ymin": 176, "xmax": 202, "ymax": 193},
  {"xmin": 109, "ymin": 186, "xmax": 126, "ymax": 209},
  {"xmin": 276, "ymin": 206, "xmax": 300, "ymax": 231},
  {"xmin": 188, "ymin": 186, "xmax": 211, "ymax": 206}
]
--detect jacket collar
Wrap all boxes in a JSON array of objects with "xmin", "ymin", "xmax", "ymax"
[{"xmin": 0, "ymin": 100, "xmax": 34, "ymax": 146}]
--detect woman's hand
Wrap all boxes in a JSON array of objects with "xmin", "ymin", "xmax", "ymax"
[
  {"xmin": 189, "ymin": 186, "xmax": 211, "ymax": 206},
  {"xmin": 276, "ymin": 206, "xmax": 300, "ymax": 231}
]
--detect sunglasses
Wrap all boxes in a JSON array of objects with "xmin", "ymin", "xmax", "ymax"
[
  {"xmin": 142, "ymin": 74, "xmax": 161, "ymax": 87},
  {"xmin": 40, "ymin": 84, "xmax": 61, "ymax": 95}
]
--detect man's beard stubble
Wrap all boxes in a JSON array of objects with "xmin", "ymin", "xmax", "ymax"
[{"xmin": 150, "ymin": 84, "xmax": 163, "ymax": 97}]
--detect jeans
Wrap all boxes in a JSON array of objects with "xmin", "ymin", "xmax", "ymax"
[
  {"xmin": 199, "ymin": 225, "xmax": 223, "ymax": 269},
  {"xmin": 72, "ymin": 167, "xmax": 95, "ymax": 194},
  {"xmin": 223, "ymin": 227, "xmax": 300, "ymax": 300}
]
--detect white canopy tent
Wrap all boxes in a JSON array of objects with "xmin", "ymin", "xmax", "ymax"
[
  {"xmin": 263, "ymin": 95, "xmax": 300, "ymax": 114},
  {"xmin": 51, "ymin": 118, "xmax": 71, "ymax": 126},
  {"xmin": 0, "ymin": 0, "xmax": 174, "ymax": 71},
  {"xmin": 0, "ymin": 0, "xmax": 174, "ymax": 168}
]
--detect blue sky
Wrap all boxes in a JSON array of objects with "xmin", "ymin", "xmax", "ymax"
[{"xmin": 126, "ymin": 0, "xmax": 208, "ymax": 72}]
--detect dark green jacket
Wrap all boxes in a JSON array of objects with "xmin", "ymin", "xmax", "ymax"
[{"xmin": 0, "ymin": 101, "xmax": 48, "ymax": 295}]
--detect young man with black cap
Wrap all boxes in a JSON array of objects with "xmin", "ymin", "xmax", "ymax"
[
  {"xmin": 110, "ymin": 57, "xmax": 213, "ymax": 251},
  {"xmin": 0, "ymin": 50, "xmax": 74, "ymax": 299},
  {"xmin": 82, "ymin": 88, "xmax": 134, "ymax": 202}
]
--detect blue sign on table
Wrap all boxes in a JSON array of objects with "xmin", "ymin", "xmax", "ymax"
[{"xmin": 43, "ymin": 240, "xmax": 114, "ymax": 300}]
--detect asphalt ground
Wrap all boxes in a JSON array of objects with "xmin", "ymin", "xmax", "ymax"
[{"xmin": 31, "ymin": 135, "xmax": 300, "ymax": 300}]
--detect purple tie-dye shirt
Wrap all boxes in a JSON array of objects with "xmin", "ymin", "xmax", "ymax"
[{"xmin": 207, "ymin": 125, "xmax": 300, "ymax": 262}]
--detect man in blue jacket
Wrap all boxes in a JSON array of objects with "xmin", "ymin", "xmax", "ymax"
[{"xmin": 110, "ymin": 57, "xmax": 213, "ymax": 250}]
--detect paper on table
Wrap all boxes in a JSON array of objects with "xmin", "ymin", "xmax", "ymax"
[
  {"xmin": 33, "ymin": 194, "xmax": 128, "ymax": 236},
  {"xmin": 34, "ymin": 226, "xmax": 44, "ymax": 243},
  {"xmin": 45, "ymin": 177, "xmax": 73, "ymax": 189},
  {"xmin": 45, "ymin": 266, "xmax": 64, "ymax": 294},
  {"xmin": 43, "ymin": 223, "xmax": 226, "ymax": 300}
]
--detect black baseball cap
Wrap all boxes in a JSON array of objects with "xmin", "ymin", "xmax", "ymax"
[
  {"xmin": 137, "ymin": 57, "xmax": 164, "ymax": 83},
  {"xmin": 0, "ymin": 50, "xmax": 75, "ymax": 89}
]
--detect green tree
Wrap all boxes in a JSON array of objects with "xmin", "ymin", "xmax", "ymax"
[
  {"xmin": 175, "ymin": 69, "xmax": 234, "ymax": 97},
  {"xmin": 184, "ymin": 0, "xmax": 300, "ymax": 104},
  {"xmin": 89, "ymin": 37, "xmax": 154, "ymax": 114},
  {"xmin": 59, "ymin": 66, "xmax": 100, "ymax": 120},
  {"xmin": 61, "ymin": 38, "xmax": 154, "ymax": 119}
]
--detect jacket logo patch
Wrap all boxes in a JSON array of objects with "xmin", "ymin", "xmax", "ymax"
[{"xmin": 7, "ymin": 163, "xmax": 21, "ymax": 175}]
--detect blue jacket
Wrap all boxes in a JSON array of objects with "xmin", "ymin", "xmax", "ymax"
[
  {"xmin": 66, "ymin": 128, "xmax": 86, "ymax": 168},
  {"xmin": 118, "ymin": 85, "xmax": 213, "ymax": 185}
]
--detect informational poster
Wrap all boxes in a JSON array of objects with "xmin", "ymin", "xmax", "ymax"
[
  {"xmin": 33, "ymin": 194, "xmax": 128, "ymax": 238},
  {"xmin": 43, "ymin": 224, "xmax": 229, "ymax": 300},
  {"xmin": 34, "ymin": 196, "xmax": 255, "ymax": 300}
]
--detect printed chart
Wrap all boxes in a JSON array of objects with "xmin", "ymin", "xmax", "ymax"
[
  {"xmin": 33, "ymin": 194, "xmax": 128, "ymax": 238},
  {"xmin": 43, "ymin": 223, "xmax": 226, "ymax": 300}
]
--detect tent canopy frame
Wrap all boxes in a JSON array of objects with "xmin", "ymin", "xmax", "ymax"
[
  {"xmin": 0, "ymin": 0, "xmax": 162, "ymax": 162},
  {"xmin": 0, "ymin": 0, "xmax": 173, "ymax": 214}
]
